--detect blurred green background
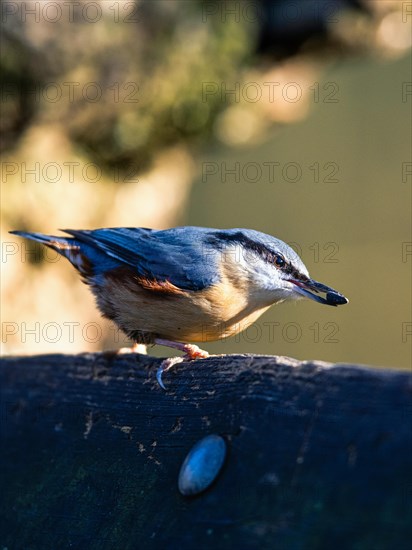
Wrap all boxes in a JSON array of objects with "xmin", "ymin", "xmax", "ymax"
[{"xmin": 1, "ymin": 0, "xmax": 411, "ymax": 369}]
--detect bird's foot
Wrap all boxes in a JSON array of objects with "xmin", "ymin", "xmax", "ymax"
[
  {"xmin": 154, "ymin": 339, "xmax": 209, "ymax": 390},
  {"xmin": 117, "ymin": 343, "xmax": 147, "ymax": 355},
  {"xmin": 181, "ymin": 343, "xmax": 210, "ymax": 360}
]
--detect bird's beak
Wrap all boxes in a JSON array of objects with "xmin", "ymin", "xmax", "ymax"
[{"xmin": 291, "ymin": 278, "xmax": 348, "ymax": 307}]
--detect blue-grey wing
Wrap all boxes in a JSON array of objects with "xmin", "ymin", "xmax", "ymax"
[{"xmin": 62, "ymin": 227, "xmax": 220, "ymax": 291}]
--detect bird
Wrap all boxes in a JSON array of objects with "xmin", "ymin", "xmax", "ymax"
[{"xmin": 10, "ymin": 226, "xmax": 348, "ymax": 388}]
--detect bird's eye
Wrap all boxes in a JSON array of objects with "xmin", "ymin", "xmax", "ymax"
[{"xmin": 275, "ymin": 255, "xmax": 285, "ymax": 268}]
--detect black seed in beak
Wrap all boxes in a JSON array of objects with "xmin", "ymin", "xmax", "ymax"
[{"xmin": 292, "ymin": 278, "xmax": 348, "ymax": 307}]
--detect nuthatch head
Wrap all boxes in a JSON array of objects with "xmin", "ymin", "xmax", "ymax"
[{"xmin": 11, "ymin": 226, "xmax": 348, "ymax": 388}]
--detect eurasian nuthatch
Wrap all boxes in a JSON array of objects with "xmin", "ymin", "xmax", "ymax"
[{"xmin": 11, "ymin": 226, "xmax": 348, "ymax": 388}]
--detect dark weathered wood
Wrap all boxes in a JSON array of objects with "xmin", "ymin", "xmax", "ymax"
[{"xmin": 1, "ymin": 353, "xmax": 411, "ymax": 549}]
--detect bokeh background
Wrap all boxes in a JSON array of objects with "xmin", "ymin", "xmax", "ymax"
[{"xmin": 1, "ymin": 0, "xmax": 411, "ymax": 370}]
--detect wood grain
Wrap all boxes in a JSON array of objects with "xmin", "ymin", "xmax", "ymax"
[{"xmin": 1, "ymin": 353, "xmax": 411, "ymax": 549}]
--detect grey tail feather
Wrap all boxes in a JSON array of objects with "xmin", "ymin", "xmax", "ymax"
[
  {"xmin": 9, "ymin": 230, "xmax": 92, "ymax": 275},
  {"xmin": 9, "ymin": 230, "xmax": 79, "ymax": 258},
  {"xmin": 9, "ymin": 230, "xmax": 72, "ymax": 248}
]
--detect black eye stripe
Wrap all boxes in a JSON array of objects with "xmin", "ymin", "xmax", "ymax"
[{"xmin": 209, "ymin": 231, "xmax": 307, "ymax": 278}]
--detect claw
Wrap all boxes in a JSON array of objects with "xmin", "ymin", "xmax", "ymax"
[
  {"xmin": 156, "ymin": 356, "xmax": 184, "ymax": 391},
  {"xmin": 156, "ymin": 366, "xmax": 167, "ymax": 390}
]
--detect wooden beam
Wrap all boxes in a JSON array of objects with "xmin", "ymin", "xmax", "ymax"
[{"xmin": 1, "ymin": 353, "xmax": 411, "ymax": 548}]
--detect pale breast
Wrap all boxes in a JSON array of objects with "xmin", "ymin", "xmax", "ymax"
[{"xmin": 93, "ymin": 264, "xmax": 273, "ymax": 343}]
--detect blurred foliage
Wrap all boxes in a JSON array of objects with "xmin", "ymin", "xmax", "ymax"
[
  {"xmin": 2, "ymin": 0, "xmax": 408, "ymax": 174},
  {"xmin": 1, "ymin": 0, "xmax": 253, "ymax": 174}
]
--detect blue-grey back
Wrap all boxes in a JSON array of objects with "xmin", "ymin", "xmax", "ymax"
[{"xmin": 64, "ymin": 226, "xmax": 306, "ymax": 291}]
